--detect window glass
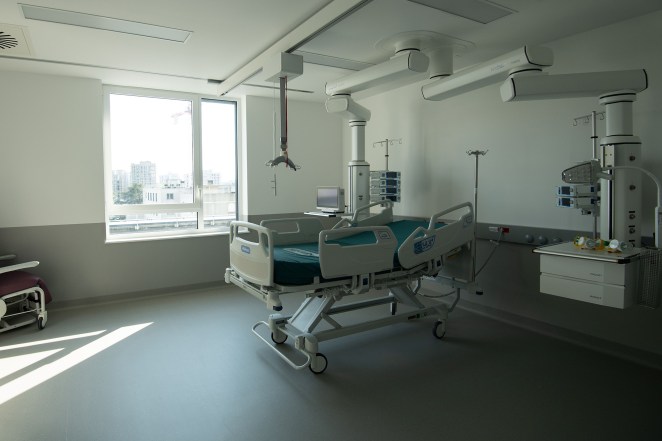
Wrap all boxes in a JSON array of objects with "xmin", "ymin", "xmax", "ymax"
[
  {"xmin": 201, "ymin": 99, "xmax": 237, "ymax": 228},
  {"xmin": 109, "ymin": 95, "xmax": 193, "ymax": 206},
  {"xmin": 104, "ymin": 88, "xmax": 237, "ymax": 240}
]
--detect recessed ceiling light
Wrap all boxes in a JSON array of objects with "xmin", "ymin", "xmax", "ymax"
[
  {"xmin": 19, "ymin": 3, "xmax": 192, "ymax": 42},
  {"xmin": 407, "ymin": 0, "xmax": 515, "ymax": 24}
]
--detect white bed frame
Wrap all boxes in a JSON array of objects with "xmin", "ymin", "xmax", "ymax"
[{"xmin": 225, "ymin": 201, "xmax": 474, "ymax": 373}]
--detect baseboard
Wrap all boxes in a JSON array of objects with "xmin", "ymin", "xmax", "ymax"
[
  {"xmin": 457, "ymin": 299, "xmax": 662, "ymax": 371},
  {"xmin": 48, "ymin": 281, "xmax": 230, "ymax": 311}
]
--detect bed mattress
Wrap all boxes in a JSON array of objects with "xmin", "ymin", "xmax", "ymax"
[{"xmin": 272, "ymin": 220, "xmax": 444, "ymax": 285}]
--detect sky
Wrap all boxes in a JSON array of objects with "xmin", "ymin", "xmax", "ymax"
[{"xmin": 109, "ymin": 94, "xmax": 236, "ymax": 182}]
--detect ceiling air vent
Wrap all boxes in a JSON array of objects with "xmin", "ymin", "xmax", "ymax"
[{"xmin": 0, "ymin": 23, "xmax": 33, "ymax": 56}]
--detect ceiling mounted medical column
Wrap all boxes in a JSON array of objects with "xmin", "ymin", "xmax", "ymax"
[
  {"xmin": 326, "ymin": 31, "xmax": 445, "ymax": 213},
  {"xmin": 326, "ymin": 95, "xmax": 371, "ymax": 213},
  {"xmin": 503, "ymin": 68, "xmax": 648, "ymax": 245},
  {"xmin": 264, "ymin": 52, "xmax": 303, "ymax": 170},
  {"xmin": 599, "ymin": 90, "xmax": 642, "ymax": 245}
]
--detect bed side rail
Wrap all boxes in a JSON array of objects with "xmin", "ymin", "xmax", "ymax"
[
  {"xmin": 229, "ymin": 221, "xmax": 274, "ymax": 287},
  {"xmin": 349, "ymin": 201, "xmax": 394, "ymax": 227},
  {"xmin": 398, "ymin": 202, "xmax": 474, "ymax": 269},
  {"xmin": 260, "ymin": 217, "xmax": 326, "ymax": 246},
  {"xmin": 319, "ymin": 226, "xmax": 398, "ymax": 279}
]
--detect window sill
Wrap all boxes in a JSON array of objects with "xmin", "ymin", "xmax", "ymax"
[{"xmin": 105, "ymin": 229, "xmax": 230, "ymax": 244}]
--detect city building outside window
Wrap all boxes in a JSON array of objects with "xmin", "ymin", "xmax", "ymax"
[{"xmin": 103, "ymin": 86, "xmax": 238, "ymax": 241}]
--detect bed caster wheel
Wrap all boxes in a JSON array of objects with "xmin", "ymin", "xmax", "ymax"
[
  {"xmin": 271, "ymin": 332, "xmax": 287, "ymax": 345},
  {"xmin": 309, "ymin": 353, "xmax": 328, "ymax": 374},
  {"xmin": 37, "ymin": 316, "xmax": 46, "ymax": 330},
  {"xmin": 433, "ymin": 320, "xmax": 446, "ymax": 339}
]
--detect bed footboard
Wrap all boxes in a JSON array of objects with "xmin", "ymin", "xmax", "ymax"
[
  {"xmin": 229, "ymin": 217, "xmax": 327, "ymax": 287},
  {"xmin": 228, "ymin": 221, "xmax": 274, "ymax": 287}
]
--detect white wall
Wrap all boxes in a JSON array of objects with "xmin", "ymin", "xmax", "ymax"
[
  {"xmin": 243, "ymin": 95, "xmax": 343, "ymax": 215},
  {"xmin": 0, "ymin": 71, "xmax": 232, "ymax": 302},
  {"xmin": 0, "ymin": 72, "xmax": 104, "ymax": 228},
  {"xmin": 0, "ymin": 74, "xmax": 345, "ymax": 227},
  {"xmin": 0, "ymin": 71, "xmax": 343, "ymax": 302},
  {"xmin": 355, "ymin": 10, "xmax": 662, "ymax": 236}
]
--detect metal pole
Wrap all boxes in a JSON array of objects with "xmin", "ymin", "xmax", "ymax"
[
  {"xmin": 591, "ymin": 111, "xmax": 599, "ymax": 238},
  {"xmin": 591, "ymin": 110, "xmax": 598, "ymax": 160},
  {"xmin": 385, "ymin": 139, "xmax": 389, "ymax": 171},
  {"xmin": 279, "ymin": 76, "xmax": 287, "ymax": 152},
  {"xmin": 467, "ymin": 150, "xmax": 488, "ymax": 283}
]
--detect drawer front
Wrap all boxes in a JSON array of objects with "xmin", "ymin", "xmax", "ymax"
[
  {"xmin": 540, "ymin": 254, "xmax": 626, "ymax": 284},
  {"xmin": 540, "ymin": 273, "xmax": 633, "ymax": 309}
]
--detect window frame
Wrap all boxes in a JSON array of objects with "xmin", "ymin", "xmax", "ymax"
[{"xmin": 102, "ymin": 85, "xmax": 239, "ymax": 242}]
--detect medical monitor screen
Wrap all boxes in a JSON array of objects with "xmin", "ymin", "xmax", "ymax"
[{"xmin": 316, "ymin": 187, "xmax": 345, "ymax": 213}]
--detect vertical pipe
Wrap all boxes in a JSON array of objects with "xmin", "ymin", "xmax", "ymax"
[
  {"xmin": 279, "ymin": 76, "xmax": 287, "ymax": 151},
  {"xmin": 472, "ymin": 153, "xmax": 479, "ymax": 282},
  {"xmin": 385, "ymin": 139, "xmax": 389, "ymax": 171},
  {"xmin": 591, "ymin": 111, "xmax": 598, "ymax": 160},
  {"xmin": 591, "ymin": 111, "xmax": 598, "ymax": 238}
]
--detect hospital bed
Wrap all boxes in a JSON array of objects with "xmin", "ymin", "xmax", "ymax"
[
  {"xmin": 225, "ymin": 201, "xmax": 474, "ymax": 373},
  {"xmin": 0, "ymin": 256, "xmax": 50, "ymax": 333}
]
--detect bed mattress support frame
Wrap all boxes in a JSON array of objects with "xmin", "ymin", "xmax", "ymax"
[
  {"xmin": 226, "ymin": 255, "xmax": 462, "ymax": 374},
  {"xmin": 250, "ymin": 284, "xmax": 456, "ymax": 374}
]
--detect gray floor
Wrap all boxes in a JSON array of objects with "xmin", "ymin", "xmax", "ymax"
[{"xmin": 1, "ymin": 286, "xmax": 661, "ymax": 441}]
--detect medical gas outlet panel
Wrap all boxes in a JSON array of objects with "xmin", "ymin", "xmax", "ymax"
[{"xmin": 370, "ymin": 171, "xmax": 401, "ymax": 203}]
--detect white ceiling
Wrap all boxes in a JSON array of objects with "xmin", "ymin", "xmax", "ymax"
[{"xmin": 1, "ymin": 0, "xmax": 661, "ymax": 102}]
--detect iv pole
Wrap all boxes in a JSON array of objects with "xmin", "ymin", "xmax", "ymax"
[{"xmin": 467, "ymin": 149, "xmax": 487, "ymax": 288}]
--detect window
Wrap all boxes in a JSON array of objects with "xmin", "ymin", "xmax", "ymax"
[{"xmin": 103, "ymin": 86, "xmax": 237, "ymax": 241}]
